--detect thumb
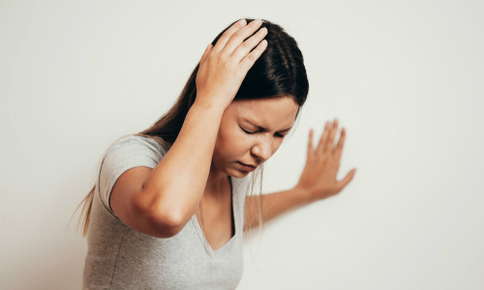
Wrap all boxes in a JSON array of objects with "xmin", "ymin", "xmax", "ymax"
[{"xmin": 337, "ymin": 168, "xmax": 357, "ymax": 191}]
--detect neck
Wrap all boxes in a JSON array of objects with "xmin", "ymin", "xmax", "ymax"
[{"xmin": 205, "ymin": 165, "xmax": 230, "ymax": 200}]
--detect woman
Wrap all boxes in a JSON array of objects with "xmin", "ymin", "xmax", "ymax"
[{"xmin": 76, "ymin": 18, "xmax": 356, "ymax": 289}]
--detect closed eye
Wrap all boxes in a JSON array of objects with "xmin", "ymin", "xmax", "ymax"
[{"xmin": 240, "ymin": 126, "xmax": 286, "ymax": 138}]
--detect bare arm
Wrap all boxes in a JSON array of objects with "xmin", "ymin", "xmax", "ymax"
[
  {"xmin": 243, "ymin": 186, "xmax": 313, "ymax": 232},
  {"xmin": 135, "ymin": 100, "xmax": 225, "ymax": 232}
]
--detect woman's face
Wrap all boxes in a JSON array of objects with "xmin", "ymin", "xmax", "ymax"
[{"xmin": 211, "ymin": 96, "xmax": 299, "ymax": 178}]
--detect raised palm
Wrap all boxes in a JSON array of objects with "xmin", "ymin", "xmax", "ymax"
[{"xmin": 295, "ymin": 119, "xmax": 357, "ymax": 202}]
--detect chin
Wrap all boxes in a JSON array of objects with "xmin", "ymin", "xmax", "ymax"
[
  {"xmin": 235, "ymin": 168, "xmax": 252, "ymax": 177},
  {"xmin": 226, "ymin": 167, "xmax": 244, "ymax": 176}
]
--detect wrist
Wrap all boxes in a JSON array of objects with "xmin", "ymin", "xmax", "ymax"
[
  {"xmin": 187, "ymin": 102, "xmax": 225, "ymax": 126},
  {"xmin": 193, "ymin": 96, "xmax": 228, "ymax": 113},
  {"xmin": 293, "ymin": 185, "xmax": 318, "ymax": 205}
]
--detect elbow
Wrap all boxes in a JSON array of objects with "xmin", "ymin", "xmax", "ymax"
[
  {"xmin": 134, "ymin": 192, "xmax": 185, "ymax": 238},
  {"xmin": 150, "ymin": 207, "xmax": 185, "ymax": 237}
]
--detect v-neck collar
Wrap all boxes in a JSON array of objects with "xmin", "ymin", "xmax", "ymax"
[{"xmin": 191, "ymin": 176, "xmax": 239, "ymax": 257}]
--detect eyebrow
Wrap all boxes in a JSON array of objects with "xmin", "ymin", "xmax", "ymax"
[{"xmin": 242, "ymin": 118, "xmax": 293, "ymax": 132}]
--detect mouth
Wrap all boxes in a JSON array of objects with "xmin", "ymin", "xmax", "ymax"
[{"xmin": 236, "ymin": 161, "xmax": 256, "ymax": 171}]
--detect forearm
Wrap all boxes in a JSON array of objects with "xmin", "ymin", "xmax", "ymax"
[
  {"xmin": 243, "ymin": 186, "xmax": 312, "ymax": 232},
  {"xmin": 138, "ymin": 99, "xmax": 225, "ymax": 226}
]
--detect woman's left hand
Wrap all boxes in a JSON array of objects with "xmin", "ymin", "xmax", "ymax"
[{"xmin": 295, "ymin": 119, "xmax": 357, "ymax": 202}]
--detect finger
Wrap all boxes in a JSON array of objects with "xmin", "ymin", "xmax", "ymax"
[
  {"xmin": 213, "ymin": 18, "xmax": 247, "ymax": 53},
  {"xmin": 239, "ymin": 39, "xmax": 267, "ymax": 72},
  {"xmin": 231, "ymin": 26, "xmax": 268, "ymax": 62},
  {"xmin": 325, "ymin": 119, "xmax": 338, "ymax": 154},
  {"xmin": 317, "ymin": 121, "xmax": 330, "ymax": 154},
  {"xmin": 200, "ymin": 43, "xmax": 212, "ymax": 63},
  {"xmin": 307, "ymin": 128, "xmax": 314, "ymax": 160},
  {"xmin": 334, "ymin": 127, "xmax": 346, "ymax": 161},
  {"xmin": 223, "ymin": 19, "xmax": 264, "ymax": 57},
  {"xmin": 337, "ymin": 168, "xmax": 357, "ymax": 191}
]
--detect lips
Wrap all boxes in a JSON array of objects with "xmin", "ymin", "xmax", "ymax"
[
  {"xmin": 237, "ymin": 161, "xmax": 256, "ymax": 171},
  {"xmin": 238, "ymin": 161, "xmax": 256, "ymax": 168}
]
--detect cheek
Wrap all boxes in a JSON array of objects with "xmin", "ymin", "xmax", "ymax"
[
  {"xmin": 219, "ymin": 126, "xmax": 251, "ymax": 155},
  {"xmin": 215, "ymin": 128, "xmax": 235, "ymax": 154}
]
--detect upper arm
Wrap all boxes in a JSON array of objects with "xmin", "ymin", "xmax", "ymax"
[
  {"xmin": 97, "ymin": 136, "xmax": 177, "ymax": 238},
  {"xmin": 110, "ymin": 166, "xmax": 178, "ymax": 238}
]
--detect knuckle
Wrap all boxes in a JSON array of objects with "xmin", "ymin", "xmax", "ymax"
[
  {"xmin": 222, "ymin": 59, "xmax": 236, "ymax": 70},
  {"xmin": 234, "ymin": 29, "xmax": 245, "ymax": 38},
  {"xmin": 234, "ymin": 30, "xmax": 249, "ymax": 42},
  {"xmin": 219, "ymin": 52, "xmax": 230, "ymax": 62},
  {"xmin": 217, "ymin": 50, "xmax": 228, "ymax": 59},
  {"xmin": 220, "ymin": 59, "xmax": 231, "ymax": 68},
  {"xmin": 229, "ymin": 33, "xmax": 241, "ymax": 44},
  {"xmin": 240, "ymin": 40, "xmax": 251, "ymax": 50},
  {"xmin": 237, "ymin": 46, "xmax": 250, "ymax": 57}
]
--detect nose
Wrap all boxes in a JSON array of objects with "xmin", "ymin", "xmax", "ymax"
[{"xmin": 251, "ymin": 138, "xmax": 273, "ymax": 163}]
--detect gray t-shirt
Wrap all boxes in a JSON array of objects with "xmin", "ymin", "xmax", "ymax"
[{"xmin": 82, "ymin": 134, "xmax": 251, "ymax": 289}]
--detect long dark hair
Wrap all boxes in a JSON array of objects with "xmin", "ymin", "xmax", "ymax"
[{"xmin": 73, "ymin": 18, "xmax": 309, "ymax": 238}]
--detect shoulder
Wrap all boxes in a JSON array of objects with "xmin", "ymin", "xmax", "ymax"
[
  {"xmin": 99, "ymin": 134, "xmax": 170, "ymax": 177},
  {"xmin": 107, "ymin": 134, "xmax": 170, "ymax": 155},
  {"xmin": 95, "ymin": 134, "xmax": 170, "ymax": 213},
  {"xmin": 104, "ymin": 134, "xmax": 170, "ymax": 157}
]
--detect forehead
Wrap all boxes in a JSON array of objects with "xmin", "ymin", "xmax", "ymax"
[{"xmin": 232, "ymin": 96, "xmax": 299, "ymax": 125}]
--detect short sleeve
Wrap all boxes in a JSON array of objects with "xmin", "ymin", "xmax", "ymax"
[{"xmin": 96, "ymin": 135, "xmax": 167, "ymax": 216}]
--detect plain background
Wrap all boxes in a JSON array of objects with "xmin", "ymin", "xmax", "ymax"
[{"xmin": 1, "ymin": 0, "xmax": 483, "ymax": 289}]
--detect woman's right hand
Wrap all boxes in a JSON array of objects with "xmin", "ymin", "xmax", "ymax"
[{"xmin": 195, "ymin": 18, "xmax": 268, "ymax": 110}]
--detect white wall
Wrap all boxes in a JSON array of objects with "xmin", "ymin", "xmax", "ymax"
[{"xmin": 1, "ymin": 0, "xmax": 483, "ymax": 289}]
